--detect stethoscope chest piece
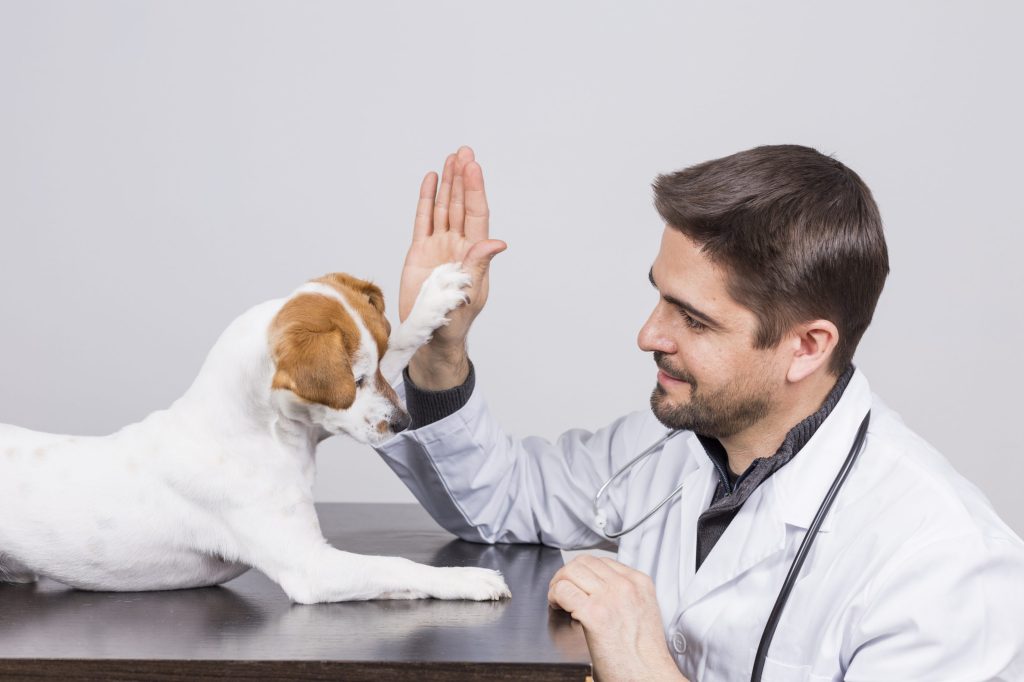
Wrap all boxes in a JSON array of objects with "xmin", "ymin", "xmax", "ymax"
[{"xmin": 592, "ymin": 430, "xmax": 684, "ymax": 539}]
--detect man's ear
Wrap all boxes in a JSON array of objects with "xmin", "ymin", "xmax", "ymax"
[
  {"xmin": 785, "ymin": 319, "xmax": 840, "ymax": 383},
  {"xmin": 269, "ymin": 294, "xmax": 357, "ymax": 411}
]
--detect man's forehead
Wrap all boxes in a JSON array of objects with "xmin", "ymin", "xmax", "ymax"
[
  {"xmin": 650, "ymin": 228, "xmax": 749, "ymax": 328},
  {"xmin": 652, "ymin": 232, "xmax": 724, "ymax": 297}
]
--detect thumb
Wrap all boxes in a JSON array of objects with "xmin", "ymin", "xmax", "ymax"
[{"xmin": 462, "ymin": 239, "xmax": 507, "ymax": 275}]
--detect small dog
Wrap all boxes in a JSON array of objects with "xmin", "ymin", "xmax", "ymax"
[{"xmin": 0, "ymin": 264, "xmax": 510, "ymax": 604}]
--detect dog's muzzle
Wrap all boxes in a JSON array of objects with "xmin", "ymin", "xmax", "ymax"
[{"xmin": 388, "ymin": 409, "xmax": 411, "ymax": 434}]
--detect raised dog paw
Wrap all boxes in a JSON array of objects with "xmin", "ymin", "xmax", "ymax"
[
  {"xmin": 427, "ymin": 566, "xmax": 511, "ymax": 601},
  {"xmin": 412, "ymin": 262, "xmax": 472, "ymax": 330},
  {"xmin": 379, "ymin": 263, "xmax": 474, "ymax": 382}
]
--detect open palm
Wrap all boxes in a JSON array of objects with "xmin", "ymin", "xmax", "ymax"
[{"xmin": 399, "ymin": 147, "xmax": 506, "ymax": 350}]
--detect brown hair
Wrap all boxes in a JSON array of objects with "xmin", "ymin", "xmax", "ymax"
[{"xmin": 652, "ymin": 145, "xmax": 889, "ymax": 375}]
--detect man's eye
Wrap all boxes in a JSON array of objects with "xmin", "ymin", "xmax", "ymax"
[{"xmin": 679, "ymin": 309, "xmax": 706, "ymax": 331}]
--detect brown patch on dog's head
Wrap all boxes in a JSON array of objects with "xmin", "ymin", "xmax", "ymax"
[
  {"xmin": 269, "ymin": 293, "xmax": 360, "ymax": 410},
  {"xmin": 314, "ymin": 273, "xmax": 390, "ymax": 358}
]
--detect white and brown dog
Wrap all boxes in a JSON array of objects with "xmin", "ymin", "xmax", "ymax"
[{"xmin": 0, "ymin": 264, "xmax": 510, "ymax": 604}]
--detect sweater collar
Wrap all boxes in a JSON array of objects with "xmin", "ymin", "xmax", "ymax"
[{"xmin": 696, "ymin": 364, "xmax": 856, "ymax": 502}]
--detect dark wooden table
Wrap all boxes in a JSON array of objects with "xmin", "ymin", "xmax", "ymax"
[{"xmin": 0, "ymin": 503, "xmax": 592, "ymax": 681}]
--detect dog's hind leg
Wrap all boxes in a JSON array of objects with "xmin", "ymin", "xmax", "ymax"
[{"xmin": 0, "ymin": 552, "xmax": 38, "ymax": 584}]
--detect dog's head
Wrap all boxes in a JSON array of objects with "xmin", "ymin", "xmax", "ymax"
[{"xmin": 267, "ymin": 273, "xmax": 409, "ymax": 444}]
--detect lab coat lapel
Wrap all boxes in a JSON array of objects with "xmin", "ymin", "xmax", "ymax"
[
  {"xmin": 677, "ymin": 452, "xmax": 718, "ymax": 601},
  {"xmin": 677, "ymin": 369, "xmax": 874, "ymax": 613},
  {"xmin": 771, "ymin": 370, "xmax": 873, "ymax": 533},
  {"xmin": 678, "ymin": 481, "xmax": 788, "ymax": 613}
]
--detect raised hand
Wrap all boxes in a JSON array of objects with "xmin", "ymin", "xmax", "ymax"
[{"xmin": 399, "ymin": 146, "xmax": 506, "ymax": 389}]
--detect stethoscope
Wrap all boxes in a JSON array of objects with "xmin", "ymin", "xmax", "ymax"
[{"xmin": 592, "ymin": 411, "xmax": 872, "ymax": 682}]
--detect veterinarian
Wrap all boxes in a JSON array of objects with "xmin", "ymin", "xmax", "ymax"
[{"xmin": 374, "ymin": 145, "xmax": 1024, "ymax": 681}]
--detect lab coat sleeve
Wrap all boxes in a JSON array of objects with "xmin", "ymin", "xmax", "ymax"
[
  {"xmin": 373, "ymin": 381, "xmax": 652, "ymax": 549},
  {"xmin": 844, "ymin": 532, "xmax": 1024, "ymax": 681}
]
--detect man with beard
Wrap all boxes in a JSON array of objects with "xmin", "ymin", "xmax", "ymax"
[{"xmin": 374, "ymin": 145, "xmax": 1024, "ymax": 681}]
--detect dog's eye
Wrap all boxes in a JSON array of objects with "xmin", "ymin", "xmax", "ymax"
[{"xmin": 355, "ymin": 376, "xmax": 366, "ymax": 389}]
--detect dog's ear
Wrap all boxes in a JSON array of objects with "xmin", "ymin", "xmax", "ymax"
[
  {"xmin": 315, "ymin": 273, "xmax": 385, "ymax": 313},
  {"xmin": 364, "ymin": 285, "xmax": 385, "ymax": 314},
  {"xmin": 314, "ymin": 272, "xmax": 391, "ymax": 348},
  {"xmin": 269, "ymin": 294, "xmax": 357, "ymax": 411}
]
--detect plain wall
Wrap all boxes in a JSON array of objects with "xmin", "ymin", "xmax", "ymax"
[{"xmin": 1, "ymin": 1, "xmax": 1022, "ymax": 535}]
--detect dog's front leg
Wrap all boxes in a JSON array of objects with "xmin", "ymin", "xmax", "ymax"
[
  {"xmin": 280, "ymin": 545, "xmax": 511, "ymax": 605},
  {"xmin": 379, "ymin": 263, "xmax": 472, "ymax": 383},
  {"xmin": 230, "ymin": 504, "xmax": 509, "ymax": 604}
]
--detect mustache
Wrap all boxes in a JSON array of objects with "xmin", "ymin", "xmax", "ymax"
[{"xmin": 653, "ymin": 352, "xmax": 696, "ymax": 384}]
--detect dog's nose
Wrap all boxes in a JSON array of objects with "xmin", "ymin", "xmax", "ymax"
[{"xmin": 389, "ymin": 409, "xmax": 411, "ymax": 433}]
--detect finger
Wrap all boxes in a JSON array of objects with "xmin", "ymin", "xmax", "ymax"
[
  {"xmin": 547, "ymin": 560, "xmax": 598, "ymax": 595},
  {"xmin": 548, "ymin": 579, "xmax": 590, "ymax": 616},
  {"xmin": 457, "ymin": 145, "xmax": 475, "ymax": 163},
  {"xmin": 557, "ymin": 558, "xmax": 607, "ymax": 597},
  {"xmin": 414, "ymin": 172, "xmax": 438, "ymax": 239},
  {"xmin": 453, "ymin": 145, "xmax": 474, "ymax": 181},
  {"xmin": 449, "ymin": 174, "xmax": 466, "ymax": 235},
  {"xmin": 448, "ymin": 147, "xmax": 473, "ymax": 236},
  {"xmin": 597, "ymin": 557, "xmax": 652, "ymax": 588},
  {"xmin": 549, "ymin": 565, "xmax": 569, "ymax": 592},
  {"xmin": 596, "ymin": 557, "xmax": 635, "ymax": 577},
  {"xmin": 463, "ymin": 161, "xmax": 490, "ymax": 241},
  {"xmin": 462, "ymin": 239, "xmax": 507, "ymax": 285},
  {"xmin": 453, "ymin": 145, "xmax": 474, "ymax": 171},
  {"xmin": 433, "ymin": 153, "xmax": 456, "ymax": 233},
  {"xmin": 575, "ymin": 554, "xmax": 624, "ymax": 582},
  {"xmin": 547, "ymin": 561, "xmax": 581, "ymax": 588}
]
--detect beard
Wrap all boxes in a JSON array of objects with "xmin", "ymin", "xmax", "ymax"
[{"xmin": 649, "ymin": 352, "xmax": 772, "ymax": 439}]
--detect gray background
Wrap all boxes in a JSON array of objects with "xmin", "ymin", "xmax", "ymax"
[{"xmin": 1, "ymin": 1, "xmax": 1022, "ymax": 536}]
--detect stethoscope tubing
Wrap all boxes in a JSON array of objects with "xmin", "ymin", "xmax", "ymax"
[
  {"xmin": 750, "ymin": 410, "xmax": 871, "ymax": 682},
  {"xmin": 593, "ymin": 430, "xmax": 684, "ymax": 539},
  {"xmin": 590, "ymin": 410, "xmax": 872, "ymax": 681}
]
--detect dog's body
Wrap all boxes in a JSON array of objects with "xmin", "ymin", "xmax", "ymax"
[{"xmin": 0, "ymin": 264, "xmax": 510, "ymax": 603}]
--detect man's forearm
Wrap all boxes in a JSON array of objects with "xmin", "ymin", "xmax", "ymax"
[{"xmin": 407, "ymin": 341, "xmax": 471, "ymax": 391}]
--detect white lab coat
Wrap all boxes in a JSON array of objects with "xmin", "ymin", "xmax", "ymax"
[{"xmin": 375, "ymin": 369, "xmax": 1024, "ymax": 681}]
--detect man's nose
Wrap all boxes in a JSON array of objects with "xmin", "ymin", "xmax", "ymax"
[{"xmin": 637, "ymin": 306, "xmax": 677, "ymax": 354}]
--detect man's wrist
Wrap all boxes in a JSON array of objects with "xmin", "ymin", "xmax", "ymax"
[
  {"xmin": 596, "ymin": 647, "xmax": 685, "ymax": 682},
  {"xmin": 407, "ymin": 341, "xmax": 470, "ymax": 391},
  {"xmin": 403, "ymin": 360, "xmax": 475, "ymax": 430}
]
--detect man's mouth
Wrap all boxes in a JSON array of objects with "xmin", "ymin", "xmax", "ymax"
[
  {"xmin": 657, "ymin": 370, "xmax": 687, "ymax": 386},
  {"xmin": 653, "ymin": 352, "xmax": 693, "ymax": 388}
]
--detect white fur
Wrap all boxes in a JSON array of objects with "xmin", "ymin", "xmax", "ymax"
[
  {"xmin": 0, "ymin": 263, "xmax": 510, "ymax": 604},
  {"xmin": 379, "ymin": 263, "xmax": 472, "ymax": 383}
]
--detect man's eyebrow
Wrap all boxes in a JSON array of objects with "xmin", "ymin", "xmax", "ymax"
[{"xmin": 648, "ymin": 267, "xmax": 723, "ymax": 329}]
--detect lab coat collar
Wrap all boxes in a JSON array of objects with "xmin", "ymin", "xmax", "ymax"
[
  {"xmin": 676, "ymin": 446, "xmax": 718, "ymax": 593},
  {"xmin": 678, "ymin": 462, "xmax": 788, "ymax": 612},
  {"xmin": 677, "ymin": 369, "xmax": 873, "ymax": 613},
  {"xmin": 770, "ymin": 368, "xmax": 873, "ymax": 533}
]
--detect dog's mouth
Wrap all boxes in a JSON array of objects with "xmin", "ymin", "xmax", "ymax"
[
  {"xmin": 373, "ymin": 409, "xmax": 411, "ymax": 439},
  {"xmin": 391, "ymin": 409, "xmax": 411, "ymax": 433}
]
